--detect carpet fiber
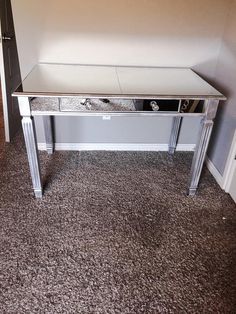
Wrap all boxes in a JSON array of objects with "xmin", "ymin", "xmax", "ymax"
[{"xmin": 0, "ymin": 134, "xmax": 235, "ymax": 313}]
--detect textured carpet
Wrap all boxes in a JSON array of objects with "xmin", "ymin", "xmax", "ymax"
[
  {"xmin": 0, "ymin": 91, "xmax": 4, "ymax": 143},
  {"xmin": 0, "ymin": 133, "xmax": 235, "ymax": 313}
]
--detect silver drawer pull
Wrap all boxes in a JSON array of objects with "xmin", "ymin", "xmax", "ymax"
[{"xmin": 150, "ymin": 101, "xmax": 160, "ymax": 111}]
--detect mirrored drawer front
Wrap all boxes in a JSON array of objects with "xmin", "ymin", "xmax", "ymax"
[
  {"xmin": 30, "ymin": 97, "xmax": 200, "ymax": 113},
  {"xmin": 135, "ymin": 99, "xmax": 200, "ymax": 113},
  {"xmin": 59, "ymin": 98, "xmax": 136, "ymax": 112},
  {"xmin": 30, "ymin": 97, "xmax": 60, "ymax": 111},
  {"xmin": 144, "ymin": 100, "xmax": 180, "ymax": 112}
]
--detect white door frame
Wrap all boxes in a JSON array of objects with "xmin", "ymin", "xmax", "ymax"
[
  {"xmin": 222, "ymin": 129, "xmax": 236, "ymax": 192},
  {"xmin": 0, "ymin": 21, "xmax": 10, "ymax": 142}
]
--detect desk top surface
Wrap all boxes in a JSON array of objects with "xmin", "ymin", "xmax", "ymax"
[{"xmin": 13, "ymin": 63, "xmax": 225, "ymax": 100}]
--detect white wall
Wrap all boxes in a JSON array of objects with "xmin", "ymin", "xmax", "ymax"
[
  {"xmin": 208, "ymin": 0, "xmax": 236, "ymax": 175},
  {"xmin": 37, "ymin": 0, "xmax": 227, "ymax": 77},
  {"xmin": 11, "ymin": 1, "xmax": 42, "ymax": 78}
]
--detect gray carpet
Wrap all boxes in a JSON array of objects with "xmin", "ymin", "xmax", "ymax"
[{"xmin": 0, "ymin": 134, "xmax": 236, "ymax": 313}]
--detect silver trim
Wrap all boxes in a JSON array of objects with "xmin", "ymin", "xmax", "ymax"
[
  {"xmin": 31, "ymin": 111, "xmax": 206, "ymax": 117},
  {"xmin": 13, "ymin": 91, "xmax": 226, "ymax": 100}
]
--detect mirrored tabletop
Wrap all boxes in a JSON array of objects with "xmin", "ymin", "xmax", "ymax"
[{"xmin": 13, "ymin": 63, "xmax": 225, "ymax": 100}]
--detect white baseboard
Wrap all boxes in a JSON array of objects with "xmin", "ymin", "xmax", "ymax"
[
  {"xmin": 222, "ymin": 130, "xmax": 236, "ymax": 192},
  {"xmin": 38, "ymin": 142, "xmax": 196, "ymax": 152},
  {"xmin": 205, "ymin": 156, "xmax": 224, "ymax": 189}
]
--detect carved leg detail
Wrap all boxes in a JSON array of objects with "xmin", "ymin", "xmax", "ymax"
[
  {"xmin": 188, "ymin": 119, "xmax": 213, "ymax": 196},
  {"xmin": 43, "ymin": 116, "xmax": 54, "ymax": 154},
  {"xmin": 169, "ymin": 117, "xmax": 182, "ymax": 154},
  {"xmin": 22, "ymin": 116, "xmax": 42, "ymax": 198}
]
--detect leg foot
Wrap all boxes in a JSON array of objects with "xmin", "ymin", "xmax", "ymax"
[
  {"xmin": 188, "ymin": 188, "xmax": 197, "ymax": 196},
  {"xmin": 46, "ymin": 145, "xmax": 54, "ymax": 155},
  {"xmin": 34, "ymin": 189, "xmax": 43, "ymax": 198},
  {"xmin": 168, "ymin": 147, "xmax": 176, "ymax": 155}
]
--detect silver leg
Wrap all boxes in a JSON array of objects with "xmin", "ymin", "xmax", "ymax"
[
  {"xmin": 169, "ymin": 117, "xmax": 182, "ymax": 154},
  {"xmin": 43, "ymin": 116, "xmax": 54, "ymax": 154},
  {"xmin": 18, "ymin": 97, "xmax": 43, "ymax": 198},
  {"xmin": 188, "ymin": 99, "xmax": 219, "ymax": 195},
  {"xmin": 22, "ymin": 116, "xmax": 42, "ymax": 198}
]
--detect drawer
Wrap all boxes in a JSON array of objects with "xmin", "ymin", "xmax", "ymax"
[
  {"xmin": 141, "ymin": 100, "xmax": 180, "ymax": 112},
  {"xmin": 30, "ymin": 97, "xmax": 60, "ymax": 112},
  {"xmin": 59, "ymin": 98, "xmax": 136, "ymax": 112}
]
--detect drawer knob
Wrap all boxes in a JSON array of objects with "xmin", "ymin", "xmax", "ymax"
[{"xmin": 150, "ymin": 101, "xmax": 160, "ymax": 111}]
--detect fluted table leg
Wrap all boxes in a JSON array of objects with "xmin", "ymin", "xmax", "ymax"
[
  {"xmin": 19, "ymin": 97, "xmax": 42, "ymax": 198},
  {"xmin": 22, "ymin": 116, "xmax": 42, "ymax": 198},
  {"xmin": 169, "ymin": 116, "xmax": 182, "ymax": 154},
  {"xmin": 188, "ymin": 99, "xmax": 219, "ymax": 195},
  {"xmin": 43, "ymin": 116, "xmax": 54, "ymax": 154}
]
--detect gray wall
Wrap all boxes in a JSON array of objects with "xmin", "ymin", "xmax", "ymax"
[
  {"xmin": 35, "ymin": 116, "xmax": 201, "ymax": 145},
  {"xmin": 207, "ymin": 0, "xmax": 236, "ymax": 175}
]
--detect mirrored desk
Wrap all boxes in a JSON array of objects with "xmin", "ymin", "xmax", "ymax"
[{"xmin": 13, "ymin": 63, "xmax": 225, "ymax": 198}]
